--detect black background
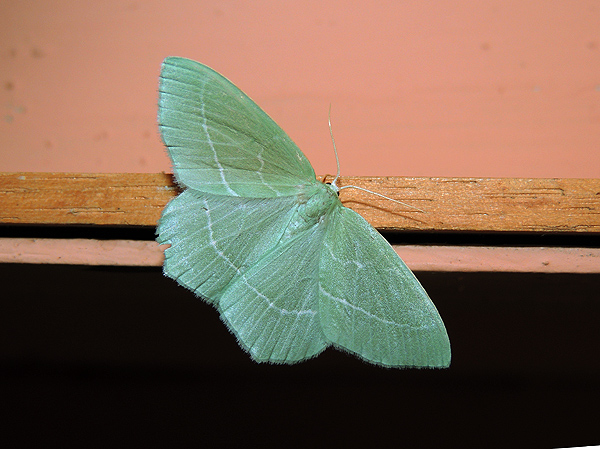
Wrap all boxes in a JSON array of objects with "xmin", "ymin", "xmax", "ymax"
[{"xmin": 1, "ymin": 263, "xmax": 599, "ymax": 448}]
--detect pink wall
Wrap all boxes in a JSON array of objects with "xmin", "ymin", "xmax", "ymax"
[{"xmin": 1, "ymin": 1, "xmax": 599, "ymax": 177}]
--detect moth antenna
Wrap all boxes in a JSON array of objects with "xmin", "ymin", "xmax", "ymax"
[
  {"xmin": 338, "ymin": 184, "xmax": 425, "ymax": 213},
  {"xmin": 328, "ymin": 105, "xmax": 424, "ymax": 213},
  {"xmin": 328, "ymin": 104, "xmax": 341, "ymax": 190}
]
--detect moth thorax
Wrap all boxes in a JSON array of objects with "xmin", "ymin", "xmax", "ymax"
[{"xmin": 302, "ymin": 184, "xmax": 339, "ymax": 219}]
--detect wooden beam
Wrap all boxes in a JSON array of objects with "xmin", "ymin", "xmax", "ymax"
[
  {"xmin": 0, "ymin": 172, "xmax": 174, "ymax": 226},
  {"xmin": 1, "ymin": 172, "xmax": 599, "ymax": 233}
]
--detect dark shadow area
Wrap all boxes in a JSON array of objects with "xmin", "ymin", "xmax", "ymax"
[
  {"xmin": 3, "ymin": 224, "xmax": 600, "ymax": 248},
  {"xmin": 1, "ymin": 264, "xmax": 599, "ymax": 447},
  {"xmin": 0, "ymin": 225, "xmax": 158, "ymax": 240}
]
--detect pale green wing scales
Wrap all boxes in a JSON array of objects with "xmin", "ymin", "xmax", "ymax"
[
  {"xmin": 159, "ymin": 57, "xmax": 317, "ymax": 197},
  {"xmin": 318, "ymin": 206, "xmax": 451, "ymax": 368},
  {"xmin": 157, "ymin": 189, "xmax": 301, "ymax": 304},
  {"xmin": 218, "ymin": 224, "xmax": 328, "ymax": 363}
]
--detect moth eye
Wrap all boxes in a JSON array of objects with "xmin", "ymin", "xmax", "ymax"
[{"xmin": 324, "ymin": 182, "xmax": 340, "ymax": 196}]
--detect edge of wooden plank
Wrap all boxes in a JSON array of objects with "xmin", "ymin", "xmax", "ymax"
[{"xmin": 1, "ymin": 238, "xmax": 598, "ymax": 273}]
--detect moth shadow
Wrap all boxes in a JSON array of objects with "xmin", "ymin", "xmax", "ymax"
[{"xmin": 341, "ymin": 198, "xmax": 428, "ymax": 226}]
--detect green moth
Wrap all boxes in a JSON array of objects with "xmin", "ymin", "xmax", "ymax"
[{"xmin": 156, "ymin": 57, "xmax": 451, "ymax": 368}]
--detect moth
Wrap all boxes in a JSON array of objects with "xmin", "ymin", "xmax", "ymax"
[{"xmin": 156, "ymin": 57, "xmax": 450, "ymax": 368}]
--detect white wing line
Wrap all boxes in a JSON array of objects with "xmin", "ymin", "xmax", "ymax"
[
  {"xmin": 204, "ymin": 198, "xmax": 316, "ymax": 318},
  {"xmin": 323, "ymin": 241, "xmax": 365, "ymax": 269},
  {"xmin": 239, "ymin": 275, "xmax": 317, "ymax": 317},
  {"xmin": 203, "ymin": 197, "xmax": 241, "ymax": 272},
  {"xmin": 318, "ymin": 285, "xmax": 409, "ymax": 328},
  {"xmin": 199, "ymin": 80, "xmax": 238, "ymax": 197},
  {"xmin": 322, "ymin": 241, "xmax": 435, "ymax": 330},
  {"xmin": 256, "ymin": 147, "xmax": 281, "ymax": 195}
]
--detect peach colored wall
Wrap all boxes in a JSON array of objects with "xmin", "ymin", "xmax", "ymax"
[{"xmin": 1, "ymin": 1, "xmax": 599, "ymax": 177}]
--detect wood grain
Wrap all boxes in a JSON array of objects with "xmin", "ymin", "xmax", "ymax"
[
  {"xmin": 336, "ymin": 176, "xmax": 600, "ymax": 233},
  {"xmin": 1, "ymin": 172, "xmax": 599, "ymax": 233},
  {"xmin": 0, "ymin": 172, "xmax": 175, "ymax": 226}
]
